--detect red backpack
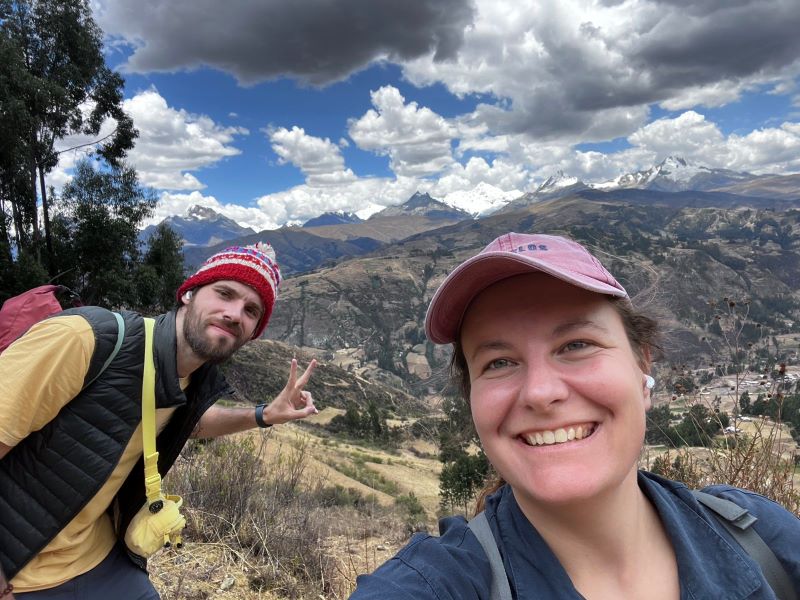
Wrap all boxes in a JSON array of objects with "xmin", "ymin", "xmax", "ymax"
[{"xmin": 0, "ymin": 285, "xmax": 81, "ymax": 352}]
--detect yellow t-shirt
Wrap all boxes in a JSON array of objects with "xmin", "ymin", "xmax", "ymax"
[{"xmin": 0, "ymin": 316, "xmax": 179, "ymax": 591}]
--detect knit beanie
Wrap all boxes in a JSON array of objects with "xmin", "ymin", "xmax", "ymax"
[{"xmin": 177, "ymin": 242, "xmax": 281, "ymax": 339}]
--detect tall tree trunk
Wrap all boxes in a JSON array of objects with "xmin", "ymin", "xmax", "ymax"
[
  {"xmin": 0, "ymin": 203, "xmax": 13, "ymax": 266},
  {"xmin": 38, "ymin": 165, "xmax": 55, "ymax": 275},
  {"xmin": 28, "ymin": 140, "xmax": 39, "ymax": 242},
  {"xmin": 10, "ymin": 188, "xmax": 24, "ymax": 253}
]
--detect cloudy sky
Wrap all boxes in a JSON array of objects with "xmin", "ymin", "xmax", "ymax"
[{"xmin": 58, "ymin": 0, "xmax": 800, "ymax": 230}]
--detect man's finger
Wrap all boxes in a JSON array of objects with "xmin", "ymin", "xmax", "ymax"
[
  {"xmin": 291, "ymin": 390, "xmax": 311, "ymax": 410},
  {"xmin": 295, "ymin": 358, "xmax": 317, "ymax": 389},
  {"xmin": 295, "ymin": 403, "xmax": 318, "ymax": 418},
  {"xmin": 286, "ymin": 358, "xmax": 298, "ymax": 388}
]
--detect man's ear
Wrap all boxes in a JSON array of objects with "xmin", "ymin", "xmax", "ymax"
[{"xmin": 182, "ymin": 290, "xmax": 193, "ymax": 304}]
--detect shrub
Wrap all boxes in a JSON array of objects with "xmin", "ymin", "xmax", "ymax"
[
  {"xmin": 162, "ymin": 432, "xmax": 403, "ymax": 598},
  {"xmin": 394, "ymin": 492, "xmax": 428, "ymax": 534}
]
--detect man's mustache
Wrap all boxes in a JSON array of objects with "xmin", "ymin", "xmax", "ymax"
[{"xmin": 206, "ymin": 318, "xmax": 243, "ymax": 339}]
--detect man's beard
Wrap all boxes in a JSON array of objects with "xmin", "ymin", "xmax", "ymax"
[{"xmin": 183, "ymin": 304, "xmax": 247, "ymax": 364}]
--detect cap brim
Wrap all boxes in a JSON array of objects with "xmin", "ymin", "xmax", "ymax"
[{"xmin": 424, "ymin": 252, "xmax": 627, "ymax": 344}]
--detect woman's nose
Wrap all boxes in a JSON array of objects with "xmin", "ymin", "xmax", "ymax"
[{"xmin": 517, "ymin": 361, "xmax": 569, "ymax": 411}]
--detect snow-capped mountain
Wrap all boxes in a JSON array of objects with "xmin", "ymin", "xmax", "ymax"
[
  {"xmin": 536, "ymin": 170, "xmax": 583, "ymax": 194},
  {"xmin": 140, "ymin": 205, "xmax": 256, "ymax": 247},
  {"xmin": 441, "ymin": 182, "xmax": 522, "ymax": 217},
  {"xmin": 596, "ymin": 156, "xmax": 753, "ymax": 192},
  {"xmin": 371, "ymin": 192, "xmax": 472, "ymax": 220}
]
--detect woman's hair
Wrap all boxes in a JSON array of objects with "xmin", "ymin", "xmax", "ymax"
[{"xmin": 449, "ymin": 295, "xmax": 663, "ymax": 514}]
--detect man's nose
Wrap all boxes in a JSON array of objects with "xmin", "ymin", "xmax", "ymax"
[{"xmin": 221, "ymin": 300, "xmax": 246, "ymax": 322}]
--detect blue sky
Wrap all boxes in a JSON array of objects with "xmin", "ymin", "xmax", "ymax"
[
  {"xmin": 51, "ymin": 0, "xmax": 800, "ymax": 230},
  {"xmin": 118, "ymin": 62, "xmax": 480, "ymax": 197}
]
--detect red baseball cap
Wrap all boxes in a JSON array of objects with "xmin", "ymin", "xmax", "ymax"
[{"xmin": 424, "ymin": 232, "xmax": 628, "ymax": 344}]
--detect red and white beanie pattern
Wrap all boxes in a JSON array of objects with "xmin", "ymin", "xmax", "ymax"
[{"xmin": 177, "ymin": 242, "xmax": 282, "ymax": 339}]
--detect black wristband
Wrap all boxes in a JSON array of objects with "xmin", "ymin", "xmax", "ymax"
[{"xmin": 255, "ymin": 403, "xmax": 272, "ymax": 428}]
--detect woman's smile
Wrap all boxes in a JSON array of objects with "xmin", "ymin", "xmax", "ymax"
[{"xmin": 519, "ymin": 422, "xmax": 597, "ymax": 447}]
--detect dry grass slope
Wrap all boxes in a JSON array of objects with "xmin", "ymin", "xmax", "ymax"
[{"xmin": 151, "ymin": 419, "xmax": 441, "ymax": 599}]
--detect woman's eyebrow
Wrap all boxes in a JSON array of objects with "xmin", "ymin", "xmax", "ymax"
[
  {"xmin": 551, "ymin": 319, "xmax": 610, "ymax": 337},
  {"xmin": 468, "ymin": 340, "xmax": 513, "ymax": 361}
]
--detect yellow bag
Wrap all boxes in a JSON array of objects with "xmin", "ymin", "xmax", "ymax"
[
  {"xmin": 123, "ymin": 318, "xmax": 186, "ymax": 558},
  {"xmin": 124, "ymin": 495, "xmax": 186, "ymax": 556}
]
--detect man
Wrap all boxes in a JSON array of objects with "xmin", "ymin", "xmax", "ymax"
[{"xmin": 0, "ymin": 242, "xmax": 317, "ymax": 599}]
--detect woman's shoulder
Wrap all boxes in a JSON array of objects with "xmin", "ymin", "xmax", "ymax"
[
  {"xmin": 643, "ymin": 471, "xmax": 798, "ymax": 529},
  {"xmin": 697, "ymin": 483, "xmax": 800, "ymax": 586},
  {"xmin": 697, "ymin": 483, "xmax": 799, "ymax": 524},
  {"xmin": 349, "ymin": 516, "xmax": 493, "ymax": 600}
]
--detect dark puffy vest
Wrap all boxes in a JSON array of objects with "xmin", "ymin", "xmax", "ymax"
[{"xmin": 0, "ymin": 308, "xmax": 231, "ymax": 579}]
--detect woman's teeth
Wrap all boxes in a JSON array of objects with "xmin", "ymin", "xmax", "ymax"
[{"xmin": 523, "ymin": 424, "xmax": 595, "ymax": 446}]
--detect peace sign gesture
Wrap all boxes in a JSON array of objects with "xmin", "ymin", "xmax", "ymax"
[{"xmin": 261, "ymin": 358, "xmax": 318, "ymax": 425}]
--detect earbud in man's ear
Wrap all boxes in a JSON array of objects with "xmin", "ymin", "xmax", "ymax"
[
  {"xmin": 645, "ymin": 375, "xmax": 655, "ymax": 390},
  {"xmin": 183, "ymin": 290, "xmax": 193, "ymax": 302}
]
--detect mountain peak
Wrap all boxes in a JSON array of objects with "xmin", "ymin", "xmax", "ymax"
[
  {"xmin": 186, "ymin": 204, "xmax": 220, "ymax": 221},
  {"xmin": 659, "ymin": 155, "xmax": 688, "ymax": 168},
  {"xmin": 405, "ymin": 192, "xmax": 437, "ymax": 208},
  {"xmin": 595, "ymin": 157, "xmax": 754, "ymax": 192},
  {"xmin": 537, "ymin": 170, "xmax": 581, "ymax": 193},
  {"xmin": 303, "ymin": 211, "xmax": 363, "ymax": 228},
  {"xmin": 370, "ymin": 192, "xmax": 471, "ymax": 220},
  {"xmin": 442, "ymin": 183, "xmax": 521, "ymax": 216},
  {"xmin": 140, "ymin": 204, "xmax": 255, "ymax": 248}
]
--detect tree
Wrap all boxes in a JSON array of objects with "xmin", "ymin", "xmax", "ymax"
[
  {"xmin": 739, "ymin": 391, "xmax": 751, "ymax": 414},
  {"xmin": 0, "ymin": 0, "xmax": 136, "ymax": 274},
  {"xmin": 672, "ymin": 405, "xmax": 724, "ymax": 447},
  {"xmin": 437, "ymin": 389, "xmax": 491, "ymax": 513},
  {"xmin": 328, "ymin": 400, "xmax": 391, "ymax": 443},
  {"xmin": 54, "ymin": 159, "xmax": 156, "ymax": 306},
  {"xmin": 645, "ymin": 404, "xmax": 673, "ymax": 445},
  {"xmin": 135, "ymin": 223, "xmax": 184, "ymax": 313},
  {"xmin": 439, "ymin": 451, "xmax": 489, "ymax": 515}
]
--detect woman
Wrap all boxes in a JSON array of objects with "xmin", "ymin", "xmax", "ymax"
[{"xmin": 350, "ymin": 232, "xmax": 800, "ymax": 600}]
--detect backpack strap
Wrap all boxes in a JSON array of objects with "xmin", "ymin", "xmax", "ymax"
[
  {"xmin": 693, "ymin": 490, "xmax": 797, "ymax": 600},
  {"xmin": 468, "ymin": 512, "xmax": 513, "ymax": 600},
  {"xmin": 82, "ymin": 312, "xmax": 125, "ymax": 389}
]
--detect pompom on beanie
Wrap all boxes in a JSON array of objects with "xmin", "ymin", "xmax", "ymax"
[{"xmin": 177, "ymin": 242, "xmax": 281, "ymax": 339}]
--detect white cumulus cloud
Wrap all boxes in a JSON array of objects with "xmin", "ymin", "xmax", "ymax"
[
  {"xmin": 268, "ymin": 126, "xmax": 356, "ymax": 185},
  {"xmin": 348, "ymin": 86, "xmax": 456, "ymax": 176},
  {"xmin": 124, "ymin": 89, "xmax": 248, "ymax": 190}
]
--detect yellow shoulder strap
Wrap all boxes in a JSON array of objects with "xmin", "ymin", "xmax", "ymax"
[{"xmin": 141, "ymin": 317, "xmax": 162, "ymax": 508}]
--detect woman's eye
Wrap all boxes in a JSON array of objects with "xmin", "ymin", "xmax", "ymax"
[
  {"xmin": 562, "ymin": 340, "xmax": 590, "ymax": 352},
  {"xmin": 487, "ymin": 358, "xmax": 513, "ymax": 370}
]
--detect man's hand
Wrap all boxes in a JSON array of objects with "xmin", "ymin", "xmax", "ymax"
[
  {"xmin": 262, "ymin": 358, "xmax": 318, "ymax": 425},
  {"xmin": 191, "ymin": 359, "xmax": 319, "ymax": 438}
]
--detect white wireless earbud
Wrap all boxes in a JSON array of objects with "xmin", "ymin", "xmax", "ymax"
[
  {"xmin": 645, "ymin": 375, "xmax": 655, "ymax": 390},
  {"xmin": 183, "ymin": 290, "xmax": 193, "ymax": 302}
]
